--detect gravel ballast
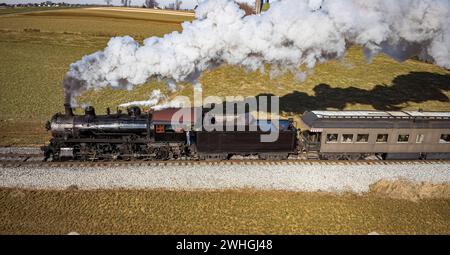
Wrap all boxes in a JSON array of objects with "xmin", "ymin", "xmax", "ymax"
[
  {"xmin": 1, "ymin": 163, "xmax": 449, "ymax": 192},
  {"xmin": 0, "ymin": 147, "xmax": 41, "ymax": 154}
]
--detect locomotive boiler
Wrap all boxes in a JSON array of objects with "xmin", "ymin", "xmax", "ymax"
[{"xmin": 50, "ymin": 104, "xmax": 149, "ymax": 137}]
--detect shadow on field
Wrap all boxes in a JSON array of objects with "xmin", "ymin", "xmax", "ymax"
[{"xmin": 256, "ymin": 71, "xmax": 450, "ymax": 114}]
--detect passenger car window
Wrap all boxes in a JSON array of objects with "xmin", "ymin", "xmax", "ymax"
[
  {"xmin": 416, "ymin": 134, "xmax": 424, "ymax": 144},
  {"xmin": 397, "ymin": 134, "xmax": 410, "ymax": 143},
  {"xmin": 326, "ymin": 134, "xmax": 338, "ymax": 143},
  {"xmin": 376, "ymin": 134, "xmax": 388, "ymax": 143},
  {"xmin": 341, "ymin": 134, "xmax": 353, "ymax": 143},
  {"xmin": 440, "ymin": 134, "xmax": 450, "ymax": 143},
  {"xmin": 356, "ymin": 134, "xmax": 369, "ymax": 143}
]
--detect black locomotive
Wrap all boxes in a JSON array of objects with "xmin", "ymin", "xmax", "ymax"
[{"xmin": 42, "ymin": 104, "xmax": 297, "ymax": 161}]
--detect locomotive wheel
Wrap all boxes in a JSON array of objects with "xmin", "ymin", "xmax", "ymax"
[
  {"xmin": 44, "ymin": 151, "xmax": 55, "ymax": 162},
  {"xmin": 50, "ymin": 151, "xmax": 60, "ymax": 162},
  {"xmin": 156, "ymin": 149, "xmax": 169, "ymax": 160}
]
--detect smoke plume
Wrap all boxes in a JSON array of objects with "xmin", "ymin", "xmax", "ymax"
[
  {"xmin": 118, "ymin": 89, "xmax": 166, "ymax": 108},
  {"xmin": 63, "ymin": 0, "xmax": 450, "ymax": 106}
]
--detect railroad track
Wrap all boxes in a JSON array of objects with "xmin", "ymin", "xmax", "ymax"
[{"xmin": 1, "ymin": 153, "xmax": 449, "ymax": 167}]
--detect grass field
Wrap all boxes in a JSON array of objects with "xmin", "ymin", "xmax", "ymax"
[
  {"xmin": 1, "ymin": 188, "xmax": 449, "ymax": 234},
  {"xmin": 0, "ymin": 7, "xmax": 449, "ymax": 146},
  {"xmin": 0, "ymin": 7, "xmax": 78, "ymax": 16}
]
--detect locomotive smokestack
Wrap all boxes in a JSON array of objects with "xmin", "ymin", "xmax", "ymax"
[
  {"xmin": 84, "ymin": 106, "xmax": 96, "ymax": 118},
  {"xmin": 64, "ymin": 103, "xmax": 74, "ymax": 116}
]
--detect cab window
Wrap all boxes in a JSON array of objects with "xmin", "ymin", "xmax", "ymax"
[{"xmin": 155, "ymin": 125, "xmax": 165, "ymax": 134}]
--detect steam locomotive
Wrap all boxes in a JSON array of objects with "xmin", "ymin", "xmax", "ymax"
[
  {"xmin": 42, "ymin": 104, "xmax": 450, "ymax": 161},
  {"xmin": 42, "ymin": 104, "xmax": 297, "ymax": 161}
]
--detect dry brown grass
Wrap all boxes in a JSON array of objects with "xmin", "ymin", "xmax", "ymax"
[
  {"xmin": 370, "ymin": 180, "xmax": 450, "ymax": 202},
  {"xmin": 0, "ymin": 120, "xmax": 49, "ymax": 146},
  {"xmin": 0, "ymin": 8, "xmax": 188, "ymax": 39},
  {"xmin": 0, "ymin": 7, "xmax": 77, "ymax": 16},
  {"xmin": 1, "ymin": 188, "xmax": 449, "ymax": 234}
]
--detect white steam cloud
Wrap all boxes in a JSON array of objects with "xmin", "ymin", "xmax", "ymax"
[
  {"xmin": 64, "ymin": 0, "xmax": 450, "ymax": 106},
  {"xmin": 119, "ymin": 89, "xmax": 166, "ymax": 108},
  {"xmin": 118, "ymin": 88, "xmax": 190, "ymax": 110}
]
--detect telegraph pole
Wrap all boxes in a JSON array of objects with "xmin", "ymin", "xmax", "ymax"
[{"xmin": 255, "ymin": 0, "xmax": 263, "ymax": 14}]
